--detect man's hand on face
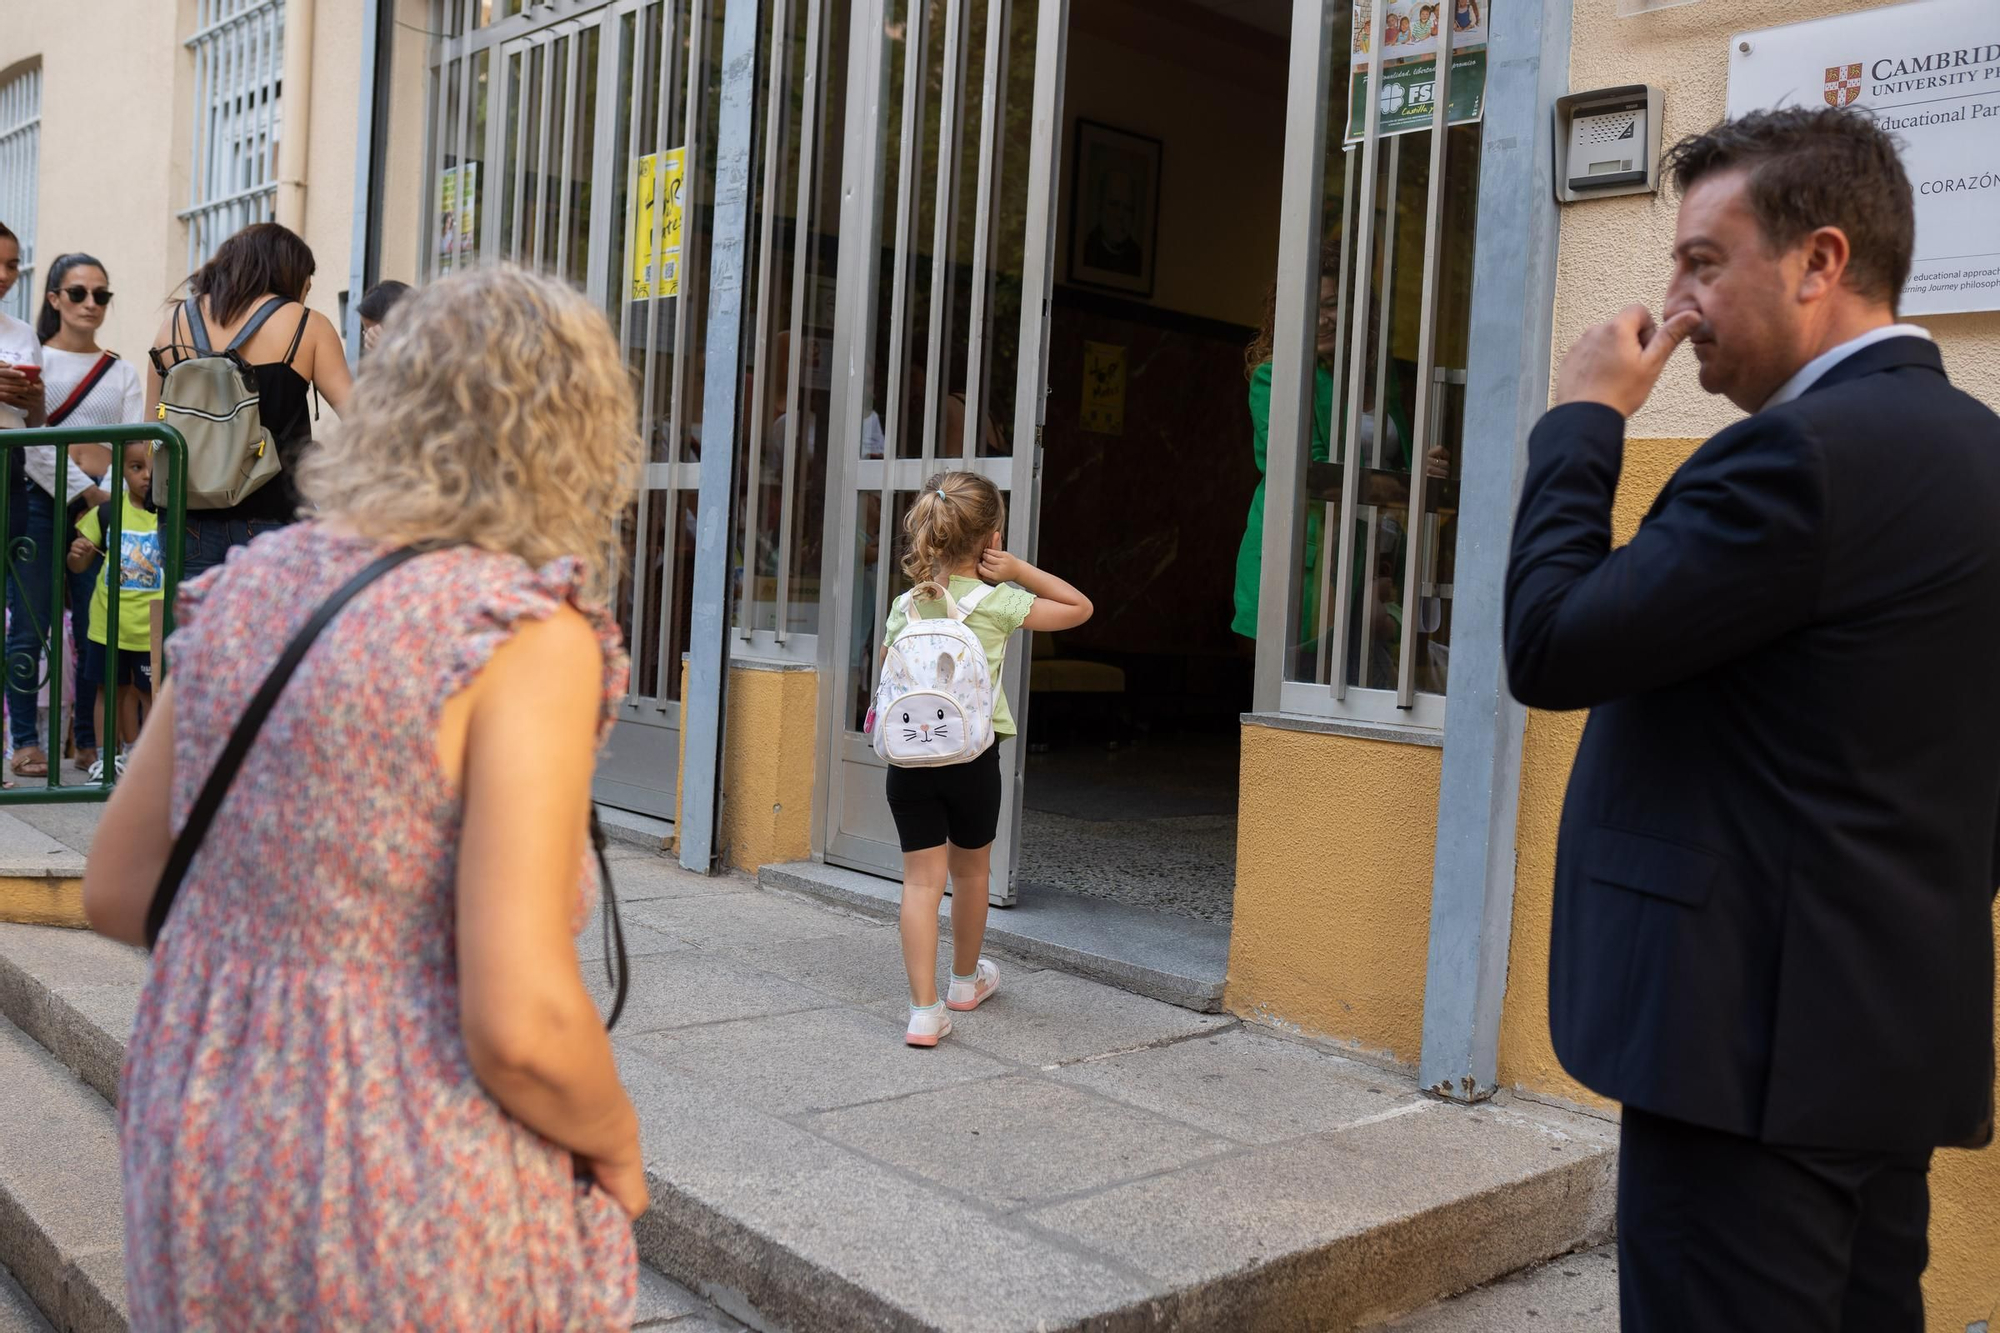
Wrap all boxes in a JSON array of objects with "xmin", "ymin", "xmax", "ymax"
[{"xmin": 1554, "ymin": 303, "xmax": 1702, "ymax": 419}]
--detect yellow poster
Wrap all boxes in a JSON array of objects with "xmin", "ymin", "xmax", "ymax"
[
  {"xmin": 1082, "ymin": 341, "xmax": 1126, "ymax": 435},
  {"xmin": 435, "ymin": 164, "xmax": 477, "ymax": 272},
  {"xmin": 631, "ymin": 149, "xmax": 686, "ymax": 300}
]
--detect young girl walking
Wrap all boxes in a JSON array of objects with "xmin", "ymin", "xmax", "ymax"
[{"xmin": 880, "ymin": 471, "xmax": 1091, "ymax": 1047}]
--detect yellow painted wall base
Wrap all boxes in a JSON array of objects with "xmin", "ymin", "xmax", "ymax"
[
  {"xmin": 672, "ymin": 662, "xmax": 820, "ymax": 875},
  {"xmin": 0, "ymin": 877, "xmax": 87, "ymax": 929},
  {"xmin": 717, "ymin": 665, "xmax": 819, "ymax": 874},
  {"xmin": 1226, "ymin": 722, "xmax": 1441, "ymax": 1067}
]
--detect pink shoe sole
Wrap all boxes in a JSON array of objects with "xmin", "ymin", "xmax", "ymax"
[
  {"xmin": 905, "ymin": 1021, "xmax": 952, "ymax": 1047},
  {"xmin": 946, "ymin": 983, "xmax": 997, "ymax": 1012}
]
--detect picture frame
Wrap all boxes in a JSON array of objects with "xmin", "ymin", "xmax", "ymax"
[{"xmin": 1067, "ymin": 119, "xmax": 1162, "ymax": 299}]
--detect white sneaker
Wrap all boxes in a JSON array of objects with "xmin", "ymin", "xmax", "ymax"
[
  {"xmin": 905, "ymin": 1003, "xmax": 953, "ymax": 1048},
  {"xmin": 946, "ymin": 959, "xmax": 1000, "ymax": 1012}
]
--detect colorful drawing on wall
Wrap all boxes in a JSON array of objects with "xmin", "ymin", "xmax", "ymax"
[
  {"xmin": 1082, "ymin": 342, "xmax": 1127, "ymax": 436},
  {"xmin": 631, "ymin": 148, "xmax": 686, "ymax": 300},
  {"xmin": 1068, "ymin": 121, "xmax": 1162, "ymax": 299},
  {"xmin": 435, "ymin": 164, "xmax": 478, "ymax": 271},
  {"xmin": 1346, "ymin": 0, "xmax": 1490, "ymax": 143}
]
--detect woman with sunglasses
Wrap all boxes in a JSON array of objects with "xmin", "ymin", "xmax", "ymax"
[{"xmin": 0, "ymin": 256, "xmax": 125, "ymax": 779}]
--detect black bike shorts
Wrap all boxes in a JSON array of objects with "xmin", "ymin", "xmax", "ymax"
[{"xmin": 884, "ymin": 744, "xmax": 1002, "ymax": 853}]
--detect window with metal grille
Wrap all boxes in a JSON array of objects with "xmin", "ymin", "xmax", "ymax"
[
  {"xmin": 0, "ymin": 63, "xmax": 41, "ymax": 323},
  {"xmin": 182, "ymin": 0, "xmax": 285, "ymax": 269}
]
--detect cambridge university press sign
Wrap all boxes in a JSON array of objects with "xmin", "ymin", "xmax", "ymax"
[{"xmin": 1731, "ymin": 0, "xmax": 2000, "ymax": 316}]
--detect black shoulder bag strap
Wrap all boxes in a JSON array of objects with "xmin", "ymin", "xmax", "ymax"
[{"xmin": 143, "ymin": 544, "xmax": 631, "ymax": 1030}]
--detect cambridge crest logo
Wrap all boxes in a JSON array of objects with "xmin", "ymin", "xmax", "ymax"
[{"xmin": 1824, "ymin": 63, "xmax": 1863, "ymax": 107}]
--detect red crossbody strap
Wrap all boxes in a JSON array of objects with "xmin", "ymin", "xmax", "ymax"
[{"xmin": 45, "ymin": 352, "xmax": 117, "ymax": 427}]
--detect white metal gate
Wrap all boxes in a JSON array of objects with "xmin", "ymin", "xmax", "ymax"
[{"xmin": 815, "ymin": 0, "xmax": 1068, "ymax": 902}]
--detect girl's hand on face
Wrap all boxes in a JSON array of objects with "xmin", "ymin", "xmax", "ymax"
[{"xmin": 978, "ymin": 547, "xmax": 1027, "ymax": 585}]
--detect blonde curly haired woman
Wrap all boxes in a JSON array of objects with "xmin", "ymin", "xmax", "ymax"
[{"xmin": 83, "ymin": 267, "xmax": 646, "ymax": 1328}]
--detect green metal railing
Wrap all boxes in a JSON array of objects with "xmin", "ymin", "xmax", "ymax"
[{"xmin": 0, "ymin": 424, "xmax": 187, "ymax": 803}]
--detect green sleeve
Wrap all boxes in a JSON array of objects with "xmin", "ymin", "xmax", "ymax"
[
  {"xmin": 78, "ymin": 510, "xmax": 102, "ymax": 547},
  {"xmin": 984, "ymin": 584, "xmax": 1037, "ymax": 637},
  {"xmin": 1248, "ymin": 363, "xmax": 1274, "ymax": 475},
  {"xmin": 883, "ymin": 594, "xmax": 908, "ymax": 647}
]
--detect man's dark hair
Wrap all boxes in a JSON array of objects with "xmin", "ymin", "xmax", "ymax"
[
  {"xmin": 1665, "ymin": 107, "xmax": 1914, "ymax": 309},
  {"xmin": 356, "ymin": 279, "xmax": 412, "ymax": 325}
]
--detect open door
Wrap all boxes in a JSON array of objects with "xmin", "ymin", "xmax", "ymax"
[{"xmin": 817, "ymin": 0, "xmax": 1068, "ymax": 903}]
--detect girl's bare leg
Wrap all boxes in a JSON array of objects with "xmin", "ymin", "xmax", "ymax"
[
  {"xmin": 945, "ymin": 842, "xmax": 992, "ymax": 976},
  {"xmin": 899, "ymin": 845, "xmax": 949, "ymax": 1007}
]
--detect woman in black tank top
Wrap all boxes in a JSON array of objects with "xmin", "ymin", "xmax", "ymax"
[{"xmin": 145, "ymin": 223, "xmax": 352, "ymax": 581}]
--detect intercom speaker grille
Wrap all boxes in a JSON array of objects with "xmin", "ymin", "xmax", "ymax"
[{"xmin": 1581, "ymin": 112, "xmax": 1640, "ymax": 144}]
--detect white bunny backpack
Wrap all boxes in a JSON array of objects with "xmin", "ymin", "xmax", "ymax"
[{"xmin": 872, "ymin": 581, "xmax": 996, "ymax": 767}]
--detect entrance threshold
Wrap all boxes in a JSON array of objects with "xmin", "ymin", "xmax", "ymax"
[
  {"xmin": 595, "ymin": 803, "xmax": 675, "ymax": 854},
  {"xmin": 760, "ymin": 862, "xmax": 1229, "ymax": 1013}
]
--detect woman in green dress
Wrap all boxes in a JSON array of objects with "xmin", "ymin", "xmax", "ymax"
[{"xmin": 1232, "ymin": 247, "xmax": 1444, "ymax": 682}]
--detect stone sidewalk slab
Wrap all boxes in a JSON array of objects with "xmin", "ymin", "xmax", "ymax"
[
  {"xmin": 809, "ymin": 1074, "xmax": 1233, "ymax": 1211},
  {"xmin": 1052, "ymin": 1026, "xmax": 1420, "ymax": 1145},
  {"xmin": 762, "ymin": 861, "xmax": 1230, "ymax": 1011},
  {"xmin": 867, "ymin": 966, "xmax": 1232, "ymax": 1068}
]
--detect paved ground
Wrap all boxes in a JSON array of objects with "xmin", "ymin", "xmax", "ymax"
[{"xmin": 0, "ymin": 807, "xmax": 1620, "ymax": 1330}]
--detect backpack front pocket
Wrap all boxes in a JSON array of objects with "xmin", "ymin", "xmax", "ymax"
[{"xmin": 877, "ymin": 692, "xmax": 972, "ymax": 765}]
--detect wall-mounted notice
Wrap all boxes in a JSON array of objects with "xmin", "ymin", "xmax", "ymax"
[
  {"xmin": 1346, "ymin": 0, "xmax": 1490, "ymax": 144},
  {"xmin": 631, "ymin": 148, "xmax": 686, "ymax": 301},
  {"xmin": 1729, "ymin": 0, "xmax": 2000, "ymax": 315}
]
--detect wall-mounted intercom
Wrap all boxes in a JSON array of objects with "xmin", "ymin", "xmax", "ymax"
[{"xmin": 1553, "ymin": 85, "xmax": 1664, "ymax": 203}]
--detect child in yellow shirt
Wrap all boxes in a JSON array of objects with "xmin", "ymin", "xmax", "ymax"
[{"xmin": 65, "ymin": 441, "xmax": 161, "ymax": 778}]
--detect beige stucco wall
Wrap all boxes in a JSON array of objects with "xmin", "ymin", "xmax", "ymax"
[
  {"xmin": 0, "ymin": 0, "xmax": 368, "ymax": 359},
  {"xmin": 0, "ymin": 0, "xmax": 193, "ymax": 362}
]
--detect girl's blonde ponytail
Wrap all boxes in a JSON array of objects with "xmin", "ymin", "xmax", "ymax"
[{"xmin": 901, "ymin": 471, "xmax": 1006, "ymax": 587}]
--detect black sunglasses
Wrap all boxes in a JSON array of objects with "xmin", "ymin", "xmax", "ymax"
[{"xmin": 59, "ymin": 286, "xmax": 114, "ymax": 306}]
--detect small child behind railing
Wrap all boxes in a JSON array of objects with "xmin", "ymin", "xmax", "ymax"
[{"xmin": 65, "ymin": 440, "xmax": 163, "ymax": 780}]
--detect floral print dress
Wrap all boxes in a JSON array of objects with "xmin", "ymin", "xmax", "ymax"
[{"xmin": 120, "ymin": 525, "xmax": 637, "ymax": 1331}]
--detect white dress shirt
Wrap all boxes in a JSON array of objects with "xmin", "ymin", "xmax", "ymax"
[{"xmin": 1762, "ymin": 323, "xmax": 1933, "ymax": 412}]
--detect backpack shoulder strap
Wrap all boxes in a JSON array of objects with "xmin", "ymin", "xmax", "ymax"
[
  {"xmin": 225, "ymin": 296, "xmax": 292, "ymax": 354},
  {"xmin": 183, "ymin": 297, "xmax": 213, "ymax": 357},
  {"xmin": 954, "ymin": 583, "xmax": 997, "ymax": 619}
]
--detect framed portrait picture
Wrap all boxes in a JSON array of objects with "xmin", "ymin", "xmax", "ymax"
[{"xmin": 1068, "ymin": 120, "xmax": 1162, "ymax": 299}]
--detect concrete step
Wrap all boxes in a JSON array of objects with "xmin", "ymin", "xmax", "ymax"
[
  {"xmin": 760, "ymin": 860, "xmax": 1230, "ymax": 1012},
  {"xmin": 0, "ymin": 922, "xmax": 741, "ymax": 1332},
  {"xmin": 0, "ymin": 1268, "xmax": 53, "ymax": 1333},
  {"xmin": 0, "ymin": 871, "xmax": 1618, "ymax": 1332},
  {"xmin": 1367, "ymin": 1244, "xmax": 1618, "ymax": 1331},
  {"xmin": 0, "ymin": 1015, "xmax": 128, "ymax": 1333},
  {"xmin": 0, "ymin": 810, "xmax": 91, "ymax": 929}
]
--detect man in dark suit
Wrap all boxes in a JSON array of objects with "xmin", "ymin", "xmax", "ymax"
[{"xmin": 1505, "ymin": 107, "xmax": 2000, "ymax": 1332}]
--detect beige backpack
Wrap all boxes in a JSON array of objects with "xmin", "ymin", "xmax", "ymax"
[{"xmin": 150, "ymin": 296, "xmax": 287, "ymax": 510}]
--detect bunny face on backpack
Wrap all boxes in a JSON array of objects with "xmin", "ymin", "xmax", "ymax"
[{"xmin": 873, "ymin": 582, "xmax": 996, "ymax": 767}]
